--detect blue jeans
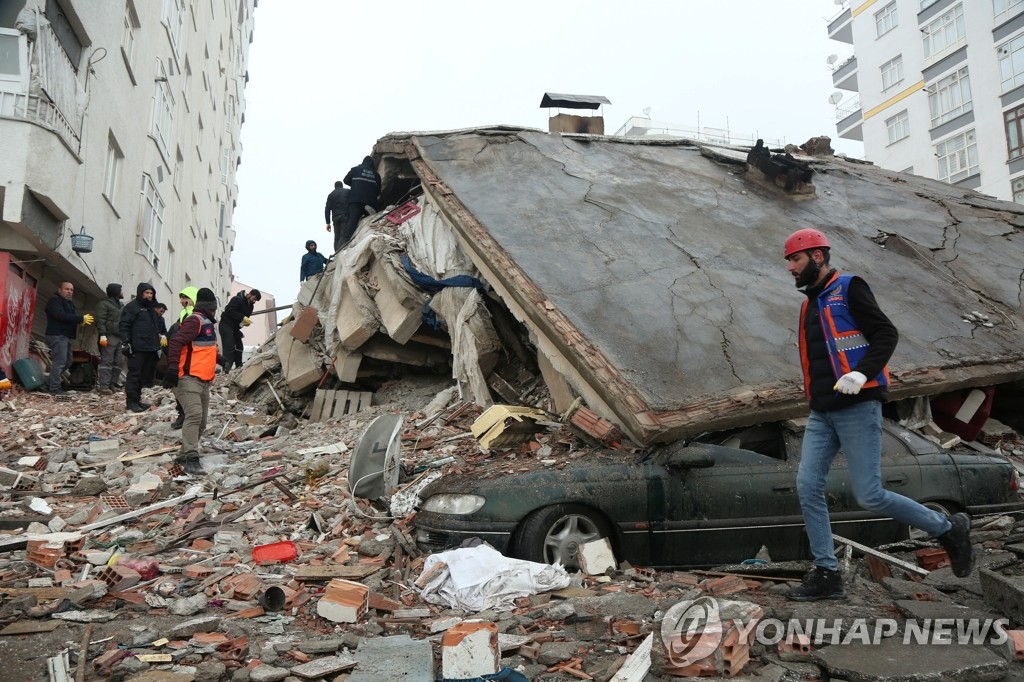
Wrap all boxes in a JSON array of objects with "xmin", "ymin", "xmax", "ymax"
[
  {"xmin": 45, "ymin": 334, "xmax": 72, "ymax": 392},
  {"xmin": 796, "ymin": 401, "xmax": 952, "ymax": 571}
]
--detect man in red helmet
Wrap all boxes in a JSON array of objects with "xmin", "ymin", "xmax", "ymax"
[{"xmin": 783, "ymin": 228, "xmax": 974, "ymax": 601}]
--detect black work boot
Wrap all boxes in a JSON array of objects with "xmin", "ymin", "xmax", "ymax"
[
  {"xmin": 938, "ymin": 512, "xmax": 975, "ymax": 578},
  {"xmin": 786, "ymin": 566, "xmax": 847, "ymax": 601},
  {"xmin": 126, "ymin": 402, "xmax": 146, "ymax": 413},
  {"xmin": 174, "ymin": 456, "xmax": 204, "ymax": 475},
  {"xmin": 170, "ymin": 414, "xmax": 184, "ymax": 430}
]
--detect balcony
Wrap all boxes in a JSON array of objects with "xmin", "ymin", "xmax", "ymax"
[
  {"xmin": 835, "ymin": 96, "xmax": 863, "ymax": 141},
  {"xmin": 0, "ymin": 90, "xmax": 81, "ymax": 152},
  {"xmin": 832, "ymin": 55, "xmax": 858, "ymax": 92},
  {"xmin": 828, "ymin": 5, "xmax": 853, "ymax": 44}
]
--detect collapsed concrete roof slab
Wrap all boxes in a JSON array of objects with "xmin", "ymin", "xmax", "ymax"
[{"xmin": 374, "ymin": 128, "xmax": 1024, "ymax": 444}]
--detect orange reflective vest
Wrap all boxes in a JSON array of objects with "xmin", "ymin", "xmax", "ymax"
[
  {"xmin": 178, "ymin": 314, "xmax": 218, "ymax": 381},
  {"xmin": 799, "ymin": 272, "xmax": 890, "ymax": 399}
]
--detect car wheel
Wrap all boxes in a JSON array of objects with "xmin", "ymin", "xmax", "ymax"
[
  {"xmin": 906, "ymin": 501, "xmax": 961, "ymax": 541},
  {"xmin": 514, "ymin": 504, "xmax": 612, "ymax": 570}
]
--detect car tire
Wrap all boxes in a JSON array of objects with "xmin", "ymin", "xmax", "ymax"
[
  {"xmin": 513, "ymin": 504, "xmax": 612, "ymax": 570},
  {"xmin": 906, "ymin": 501, "xmax": 962, "ymax": 541}
]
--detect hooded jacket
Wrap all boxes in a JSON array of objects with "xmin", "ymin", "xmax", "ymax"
[
  {"xmin": 118, "ymin": 283, "xmax": 161, "ymax": 352},
  {"xmin": 178, "ymin": 286, "xmax": 198, "ymax": 323},
  {"xmin": 301, "ymin": 242, "xmax": 329, "ymax": 281},
  {"xmin": 95, "ymin": 283, "xmax": 124, "ymax": 337},
  {"xmin": 343, "ymin": 156, "xmax": 382, "ymax": 207}
]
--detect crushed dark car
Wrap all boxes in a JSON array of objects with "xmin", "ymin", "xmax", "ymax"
[{"xmin": 413, "ymin": 418, "xmax": 1024, "ymax": 569}]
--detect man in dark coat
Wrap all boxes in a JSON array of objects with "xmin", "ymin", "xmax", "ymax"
[
  {"xmin": 44, "ymin": 281, "xmax": 92, "ymax": 394},
  {"xmin": 94, "ymin": 283, "xmax": 124, "ymax": 393},
  {"xmin": 341, "ymin": 156, "xmax": 381, "ymax": 247},
  {"xmin": 300, "ymin": 240, "xmax": 329, "ymax": 282},
  {"xmin": 118, "ymin": 282, "xmax": 161, "ymax": 412},
  {"xmin": 325, "ymin": 181, "xmax": 350, "ymax": 253},
  {"xmin": 219, "ymin": 289, "xmax": 260, "ymax": 372}
]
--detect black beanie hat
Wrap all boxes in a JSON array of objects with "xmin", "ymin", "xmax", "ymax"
[
  {"xmin": 106, "ymin": 283, "xmax": 122, "ymax": 298},
  {"xmin": 195, "ymin": 287, "xmax": 217, "ymax": 310}
]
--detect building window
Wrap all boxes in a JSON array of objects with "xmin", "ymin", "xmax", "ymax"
[
  {"xmin": 173, "ymin": 148, "xmax": 184, "ymax": 196},
  {"xmin": 998, "ymin": 34, "xmax": 1024, "ymax": 93},
  {"xmin": 121, "ymin": 2, "xmax": 139, "ymax": 70},
  {"xmin": 1012, "ymin": 176, "xmax": 1024, "ymax": 204},
  {"xmin": 103, "ymin": 133, "xmax": 123, "ymax": 203},
  {"xmin": 886, "ymin": 110, "xmax": 910, "ymax": 144},
  {"xmin": 218, "ymin": 201, "xmax": 227, "ymax": 238},
  {"xmin": 139, "ymin": 175, "xmax": 164, "ymax": 269},
  {"xmin": 875, "ymin": 2, "xmax": 898, "ymax": 37},
  {"xmin": 995, "ymin": 0, "xmax": 1024, "ymax": 26},
  {"xmin": 182, "ymin": 59, "xmax": 191, "ymax": 110},
  {"xmin": 935, "ymin": 130, "xmax": 978, "ymax": 183},
  {"xmin": 880, "ymin": 56, "xmax": 904, "ymax": 91},
  {"xmin": 152, "ymin": 60, "xmax": 174, "ymax": 159},
  {"xmin": 165, "ymin": 243, "xmax": 175, "ymax": 279},
  {"xmin": 1005, "ymin": 105, "xmax": 1024, "ymax": 159},
  {"xmin": 928, "ymin": 67, "xmax": 971, "ymax": 128},
  {"xmin": 220, "ymin": 147, "xmax": 230, "ymax": 184},
  {"xmin": 923, "ymin": 4, "xmax": 966, "ymax": 61},
  {"xmin": 0, "ymin": 28, "xmax": 28, "ymax": 92},
  {"xmin": 162, "ymin": 0, "xmax": 185, "ymax": 60},
  {"xmin": 225, "ymin": 94, "xmax": 234, "ymax": 131}
]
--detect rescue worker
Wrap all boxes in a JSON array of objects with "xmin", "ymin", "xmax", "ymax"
[
  {"xmin": 219, "ymin": 289, "xmax": 260, "ymax": 372},
  {"xmin": 341, "ymin": 156, "xmax": 381, "ymax": 246},
  {"xmin": 118, "ymin": 282, "xmax": 160, "ymax": 412},
  {"xmin": 783, "ymin": 228, "xmax": 974, "ymax": 601},
  {"xmin": 94, "ymin": 283, "xmax": 124, "ymax": 393},
  {"xmin": 163, "ymin": 287, "xmax": 221, "ymax": 474},
  {"xmin": 168, "ymin": 286, "xmax": 199, "ymax": 429},
  {"xmin": 300, "ymin": 239, "xmax": 328, "ymax": 281}
]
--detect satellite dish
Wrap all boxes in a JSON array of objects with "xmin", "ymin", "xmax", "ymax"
[
  {"xmin": 826, "ymin": 54, "xmax": 839, "ymax": 66},
  {"xmin": 834, "ymin": 0, "xmax": 845, "ymax": 5},
  {"xmin": 828, "ymin": 92, "xmax": 844, "ymax": 105},
  {"xmin": 348, "ymin": 413, "xmax": 404, "ymax": 499},
  {"xmin": 642, "ymin": 106, "xmax": 652, "ymax": 117}
]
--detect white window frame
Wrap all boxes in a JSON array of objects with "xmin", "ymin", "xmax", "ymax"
[
  {"xmin": 103, "ymin": 133, "xmax": 123, "ymax": 204},
  {"xmin": 1012, "ymin": 176, "xmax": 1024, "ymax": 204},
  {"xmin": 218, "ymin": 201, "xmax": 227, "ymax": 238},
  {"xmin": 225, "ymin": 94, "xmax": 234, "ymax": 131},
  {"xmin": 875, "ymin": 2, "xmax": 898, "ymax": 38},
  {"xmin": 121, "ymin": 2, "xmax": 139, "ymax": 73},
  {"xmin": 151, "ymin": 60, "xmax": 174, "ymax": 159},
  {"xmin": 220, "ymin": 147, "xmax": 230, "ymax": 184},
  {"xmin": 173, "ymin": 148, "xmax": 184, "ymax": 196},
  {"xmin": 935, "ymin": 130, "xmax": 978, "ymax": 184},
  {"xmin": 885, "ymin": 110, "xmax": 910, "ymax": 144},
  {"xmin": 0, "ymin": 28, "xmax": 29, "ymax": 92},
  {"xmin": 928, "ymin": 67, "xmax": 972, "ymax": 128},
  {"xmin": 998, "ymin": 33, "xmax": 1024, "ymax": 93},
  {"xmin": 162, "ymin": 0, "xmax": 185, "ymax": 61},
  {"xmin": 139, "ymin": 174, "xmax": 164, "ymax": 269},
  {"xmin": 880, "ymin": 56, "xmax": 904, "ymax": 91},
  {"xmin": 995, "ymin": 0, "xmax": 1024, "ymax": 26},
  {"xmin": 923, "ymin": 4, "xmax": 966, "ymax": 62},
  {"xmin": 165, "ymin": 242, "xmax": 175, "ymax": 279}
]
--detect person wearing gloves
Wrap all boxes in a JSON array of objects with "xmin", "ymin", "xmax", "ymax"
[
  {"xmin": 44, "ymin": 281, "xmax": 93, "ymax": 395},
  {"xmin": 300, "ymin": 240, "xmax": 328, "ymax": 282},
  {"xmin": 94, "ymin": 283, "xmax": 125, "ymax": 394},
  {"xmin": 219, "ymin": 288, "xmax": 260, "ymax": 372},
  {"xmin": 782, "ymin": 228, "xmax": 974, "ymax": 601},
  {"xmin": 118, "ymin": 283, "xmax": 161, "ymax": 413},
  {"xmin": 167, "ymin": 286, "xmax": 199, "ymax": 429},
  {"xmin": 163, "ymin": 287, "xmax": 221, "ymax": 474}
]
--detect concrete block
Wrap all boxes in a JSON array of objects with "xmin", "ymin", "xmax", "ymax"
[
  {"xmin": 578, "ymin": 538, "xmax": 616, "ymax": 575},
  {"xmin": 441, "ymin": 621, "xmax": 499, "ymax": 680},
  {"xmin": 348, "ymin": 634, "xmax": 433, "ymax": 682},
  {"xmin": 236, "ymin": 361, "xmax": 268, "ymax": 389},
  {"xmin": 275, "ymin": 321, "xmax": 322, "ymax": 392},
  {"xmin": 980, "ymin": 568, "xmax": 1024, "ymax": 623},
  {"xmin": 333, "ymin": 347, "xmax": 362, "ymax": 383},
  {"xmin": 371, "ymin": 258, "xmax": 422, "ymax": 344},
  {"xmin": 337, "ymin": 275, "xmax": 378, "ymax": 350},
  {"xmin": 87, "ymin": 438, "xmax": 120, "ymax": 454}
]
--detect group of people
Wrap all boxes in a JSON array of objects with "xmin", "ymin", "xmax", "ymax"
[
  {"xmin": 300, "ymin": 156, "xmax": 383, "ymax": 283},
  {"xmin": 43, "ymin": 282, "xmax": 261, "ymax": 474}
]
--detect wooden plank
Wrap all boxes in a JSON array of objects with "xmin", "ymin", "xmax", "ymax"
[
  {"xmin": 76, "ymin": 487, "xmax": 201, "ymax": 533},
  {"xmin": 832, "ymin": 534, "xmax": 929, "ymax": 577},
  {"xmin": 0, "ymin": 587, "xmax": 72, "ymax": 600},
  {"xmin": 319, "ymin": 390, "xmax": 336, "ymax": 422},
  {"xmin": 310, "ymin": 390, "xmax": 326, "ymax": 423},
  {"xmin": 294, "ymin": 564, "xmax": 381, "ymax": 581},
  {"xmin": 0, "ymin": 620, "xmax": 64, "ymax": 635},
  {"xmin": 332, "ymin": 391, "xmax": 351, "ymax": 419},
  {"xmin": 355, "ymin": 392, "xmax": 372, "ymax": 412}
]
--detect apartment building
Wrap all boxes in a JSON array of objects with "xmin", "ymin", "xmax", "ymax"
[
  {"xmin": 0, "ymin": 0, "xmax": 255, "ymax": 341},
  {"xmin": 828, "ymin": 0, "xmax": 1024, "ymax": 201}
]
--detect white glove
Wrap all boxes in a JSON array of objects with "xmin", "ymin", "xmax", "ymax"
[{"xmin": 834, "ymin": 371, "xmax": 867, "ymax": 395}]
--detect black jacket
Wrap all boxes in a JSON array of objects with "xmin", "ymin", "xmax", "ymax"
[
  {"xmin": 220, "ymin": 291, "xmax": 254, "ymax": 330},
  {"xmin": 44, "ymin": 293, "xmax": 83, "ymax": 339},
  {"xmin": 343, "ymin": 156, "xmax": 381, "ymax": 207},
  {"xmin": 325, "ymin": 186, "xmax": 350, "ymax": 223},
  {"xmin": 118, "ymin": 283, "xmax": 161, "ymax": 352},
  {"xmin": 801, "ymin": 271, "xmax": 898, "ymax": 412}
]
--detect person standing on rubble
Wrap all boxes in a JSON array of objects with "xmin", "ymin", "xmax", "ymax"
[
  {"xmin": 163, "ymin": 287, "xmax": 221, "ymax": 475},
  {"xmin": 219, "ymin": 288, "xmax": 260, "ymax": 372},
  {"xmin": 341, "ymin": 156, "xmax": 382, "ymax": 247},
  {"xmin": 118, "ymin": 282, "xmax": 161, "ymax": 413},
  {"xmin": 43, "ymin": 281, "xmax": 93, "ymax": 395},
  {"xmin": 325, "ymin": 181, "xmax": 350, "ymax": 253},
  {"xmin": 782, "ymin": 228, "xmax": 974, "ymax": 601},
  {"xmin": 301, "ymin": 239, "xmax": 329, "ymax": 282},
  {"xmin": 167, "ymin": 286, "xmax": 199, "ymax": 429},
  {"xmin": 94, "ymin": 283, "xmax": 124, "ymax": 394}
]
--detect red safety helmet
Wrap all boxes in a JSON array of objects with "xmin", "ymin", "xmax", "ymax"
[{"xmin": 783, "ymin": 228, "xmax": 831, "ymax": 258}]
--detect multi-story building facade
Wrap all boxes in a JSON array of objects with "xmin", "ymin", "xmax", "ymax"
[
  {"xmin": 828, "ymin": 0, "xmax": 1024, "ymax": 201},
  {"xmin": 0, "ymin": 0, "xmax": 254, "ymax": 341}
]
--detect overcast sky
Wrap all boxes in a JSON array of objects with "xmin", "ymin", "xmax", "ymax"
[{"xmin": 232, "ymin": 1, "xmax": 862, "ymax": 306}]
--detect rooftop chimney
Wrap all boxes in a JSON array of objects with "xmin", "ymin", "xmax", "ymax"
[{"xmin": 540, "ymin": 93, "xmax": 611, "ymax": 135}]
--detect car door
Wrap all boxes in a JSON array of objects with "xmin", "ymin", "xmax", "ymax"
[{"xmin": 647, "ymin": 440, "xmax": 805, "ymax": 568}]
